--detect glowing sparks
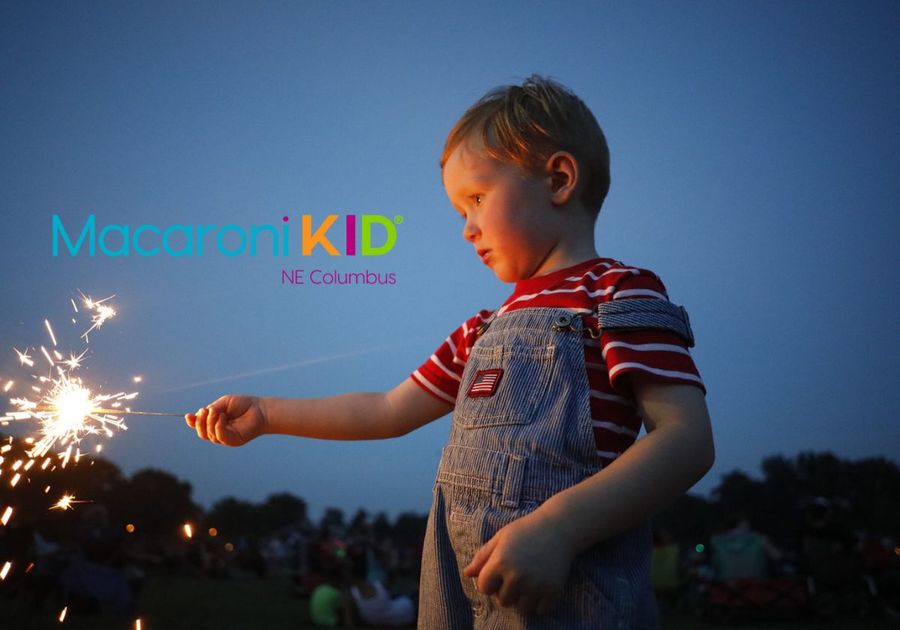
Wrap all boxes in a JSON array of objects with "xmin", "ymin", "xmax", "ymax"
[
  {"xmin": 59, "ymin": 606, "xmax": 68, "ymax": 622},
  {"xmin": 183, "ymin": 523, "xmax": 193, "ymax": 538},
  {"xmin": 5, "ymin": 377, "xmax": 133, "ymax": 458},
  {"xmin": 133, "ymin": 375, "xmax": 143, "ymax": 383},
  {"xmin": 0, "ymin": 561, "xmax": 10, "ymax": 580},
  {"xmin": 40, "ymin": 346, "xmax": 54, "ymax": 366},
  {"xmin": 1, "ymin": 294, "xmax": 139, "ymax": 459},
  {"xmin": 4, "ymin": 380, "xmax": 13, "ymax": 393},
  {"xmin": 1, "ymin": 506, "xmax": 12, "ymax": 525},
  {"xmin": 14, "ymin": 348, "xmax": 33, "ymax": 367},
  {"xmin": 80, "ymin": 293, "xmax": 116, "ymax": 341},
  {"xmin": 63, "ymin": 349, "xmax": 87, "ymax": 371},
  {"xmin": 45, "ymin": 320, "xmax": 58, "ymax": 346},
  {"xmin": 50, "ymin": 493, "xmax": 82, "ymax": 511},
  {"xmin": 135, "ymin": 619, "xmax": 142, "ymax": 630}
]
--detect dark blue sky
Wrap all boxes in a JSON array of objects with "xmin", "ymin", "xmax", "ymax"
[{"xmin": 1, "ymin": 2, "xmax": 898, "ymax": 521}]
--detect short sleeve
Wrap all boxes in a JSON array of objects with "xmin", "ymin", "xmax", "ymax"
[
  {"xmin": 599, "ymin": 269, "xmax": 705, "ymax": 395},
  {"xmin": 410, "ymin": 309, "xmax": 494, "ymax": 405}
]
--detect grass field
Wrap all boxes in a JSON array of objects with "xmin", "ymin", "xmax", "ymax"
[{"xmin": 1, "ymin": 574, "xmax": 897, "ymax": 629}]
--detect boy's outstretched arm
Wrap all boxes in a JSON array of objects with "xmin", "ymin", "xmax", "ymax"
[
  {"xmin": 185, "ymin": 377, "xmax": 453, "ymax": 446},
  {"xmin": 464, "ymin": 375, "xmax": 714, "ymax": 615}
]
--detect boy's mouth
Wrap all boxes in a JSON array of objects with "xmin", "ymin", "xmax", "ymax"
[{"xmin": 477, "ymin": 249, "xmax": 491, "ymax": 264}]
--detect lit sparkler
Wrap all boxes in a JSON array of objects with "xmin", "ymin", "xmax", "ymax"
[
  {"xmin": 4, "ymin": 373, "xmax": 137, "ymax": 458},
  {"xmin": 1, "ymin": 294, "xmax": 139, "ymax": 458}
]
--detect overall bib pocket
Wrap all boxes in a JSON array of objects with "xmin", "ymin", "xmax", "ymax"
[{"xmin": 455, "ymin": 343, "xmax": 555, "ymax": 428}]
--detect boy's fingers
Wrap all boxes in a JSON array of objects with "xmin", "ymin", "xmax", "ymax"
[
  {"xmin": 184, "ymin": 413, "xmax": 196, "ymax": 428},
  {"xmin": 195, "ymin": 408, "xmax": 209, "ymax": 441},
  {"xmin": 463, "ymin": 535, "xmax": 498, "ymax": 578},
  {"xmin": 205, "ymin": 410, "xmax": 221, "ymax": 445},
  {"xmin": 211, "ymin": 410, "xmax": 226, "ymax": 445},
  {"xmin": 208, "ymin": 396, "xmax": 230, "ymax": 414},
  {"xmin": 495, "ymin": 577, "xmax": 523, "ymax": 608},
  {"xmin": 477, "ymin": 564, "xmax": 503, "ymax": 597},
  {"xmin": 214, "ymin": 419, "xmax": 235, "ymax": 446}
]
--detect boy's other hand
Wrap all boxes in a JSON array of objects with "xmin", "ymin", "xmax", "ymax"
[
  {"xmin": 184, "ymin": 395, "xmax": 266, "ymax": 447},
  {"xmin": 462, "ymin": 509, "xmax": 576, "ymax": 616}
]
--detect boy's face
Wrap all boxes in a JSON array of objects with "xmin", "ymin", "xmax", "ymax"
[{"xmin": 442, "ymin": 135, "xmax": 564, "ymax": 283}]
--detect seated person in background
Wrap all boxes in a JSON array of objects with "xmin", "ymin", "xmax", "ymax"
[
  {"xmin": 347, "ymin": 543, "xmax": 415, "ymax": 628},
  {"xmin": 308, "ymin": 557, "xmax": 353, "ymax": 628},
  {"xmin": 711, "ymin": 516, "xmax": 782, "ymax": 580}
]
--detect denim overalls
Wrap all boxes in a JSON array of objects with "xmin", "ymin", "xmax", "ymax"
[{"xmin": 419, "ymin": 301, "xmax": 693, "ymax": 629}]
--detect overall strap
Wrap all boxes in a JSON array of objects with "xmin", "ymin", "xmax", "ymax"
[
  {"xmin": 475, "ymin": 310, "xmax": 499, "ymax": 336},
  {"xmin": 594, "ymin": 298, "xmax": 695, "ymax": 347}
]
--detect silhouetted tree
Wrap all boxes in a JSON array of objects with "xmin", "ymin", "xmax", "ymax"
[
  {"xmin": 208, "ymin": 497, "xmax": 258, "ymax": 537},
  {"xmin": 373, "ymin": 511, "xmax": 391, "ymax": 539},
  {"xmin": 259, "ymin": 492, "xmax": 307, "ymax": 532},
  {"xmin": 393, "ymin": 512, "xmax": 427, "ymax": 544},
  {"xmin": 112, "ymin": 468, "xmax": 200, "ymax": 539}
]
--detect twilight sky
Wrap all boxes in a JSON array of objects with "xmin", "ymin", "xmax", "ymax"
[{"xmin": 1, "ymin": 1, "xmax": 898, "ymax": 522}]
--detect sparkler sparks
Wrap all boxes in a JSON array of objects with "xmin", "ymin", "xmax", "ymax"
[
  {"xmin": 14, "ymin": 348, "xmax": 33, "ymax": 368},
  {"xmin": 5, "ymin": 373, "xmax": 136, "ymax": 458},
  {"xmin": 80, "ymin": 292, "xmax": 116, "ymax": 341},
  {"xmin": 50, "ymin": 493, "xmax": 87, "ymax": 511},
  {"xmin": 1, "ymin": 294, "xmax": 139, "ymax": 458},
  {"xmin": 1, "ymin": 293, "xmax": 178, "ymax": 626}
]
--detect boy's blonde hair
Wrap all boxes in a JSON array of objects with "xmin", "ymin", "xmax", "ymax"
[{"xmin": 441, "ymin": 75, "xmax": 611, "ymax": 216}]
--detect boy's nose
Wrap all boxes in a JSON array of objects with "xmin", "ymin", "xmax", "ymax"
[{"xmin": 463, "ymin": 217, "xmax": 480, "ymax": 243}]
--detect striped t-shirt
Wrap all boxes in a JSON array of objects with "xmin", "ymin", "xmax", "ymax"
[{"xmin": 410, "ymin": 257, "xmax": 705, "ymax": 468}]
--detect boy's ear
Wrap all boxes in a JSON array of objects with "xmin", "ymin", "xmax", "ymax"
[{"xmin": 545, "ymin": 151, "xmax": 579, "ymax": 206}]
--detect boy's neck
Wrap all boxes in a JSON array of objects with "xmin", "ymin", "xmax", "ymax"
[
  {"xmin": 512, "ymin": 250, "xmax": 603, "ymax": 296},
  {"xmin": 529, "ymin": 236, "xmax": 599, "ymax": 278}
]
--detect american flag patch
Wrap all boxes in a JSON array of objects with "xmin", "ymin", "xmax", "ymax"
[{"xmin": 468, "ymin": 368, "xmax": 503, "ymax": 398}]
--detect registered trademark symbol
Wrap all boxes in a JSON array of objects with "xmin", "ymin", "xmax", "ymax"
[{"xmin": 393, "ymin": 214, "xmax": 404, "ymax": 225}]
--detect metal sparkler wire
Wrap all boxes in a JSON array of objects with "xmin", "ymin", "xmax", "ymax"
[{"xmin": 33, "ymin": 405, "xmax": 183, "ymax": 417}]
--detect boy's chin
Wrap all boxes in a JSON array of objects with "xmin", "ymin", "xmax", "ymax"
[{"xmin": 492, "ymin": 266, "xmax": 521, "ymax": 283}]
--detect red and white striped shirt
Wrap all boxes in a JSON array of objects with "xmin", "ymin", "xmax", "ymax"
[{"xmin": 410, "ymin": 257, "xmax": 705, "ymax": 468}]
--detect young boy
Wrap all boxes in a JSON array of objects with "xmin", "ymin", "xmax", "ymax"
[{"xmin": 186, "ymin": 75, "xmax": 714, "ymax": 628}]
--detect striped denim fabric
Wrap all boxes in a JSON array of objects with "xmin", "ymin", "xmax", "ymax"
[{"xmin": 419, "ymin": 307, "xmax": 660, "ymax": 629}]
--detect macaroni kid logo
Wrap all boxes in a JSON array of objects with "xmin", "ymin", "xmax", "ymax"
[
  {"xmin": 51, "ymin": 213, "xmax": 402, "ymax": 286},
  {"xmin": 52, "ymin": 214, "xmax": 402, "ymax": 257}
]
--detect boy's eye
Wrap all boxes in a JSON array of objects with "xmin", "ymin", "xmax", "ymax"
[{"xmin": 472, "ymin": 194, "xmax": 483, "ymax": 206}]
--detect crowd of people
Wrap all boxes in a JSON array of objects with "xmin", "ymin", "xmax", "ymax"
[
  {"xmin": 2, "ymin": 492, "xmax": 898, "ymax": 626},
  {"xmin": 652, "ymin": 498, "xmax": 900, "ymax": 622},
  {"xmin": 0, "ymin": 503, "xmax": 421, "ymax": 627}
]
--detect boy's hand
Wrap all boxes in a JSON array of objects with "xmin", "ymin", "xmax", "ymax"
[
  {"xmin": 184, "ymin": 395, "xmax": 267, "ymax": 447},
  {"xmin": 462, "ymin": 509, "xmax": 576, "ymax": 616}
]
